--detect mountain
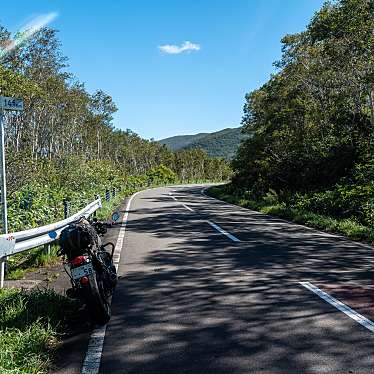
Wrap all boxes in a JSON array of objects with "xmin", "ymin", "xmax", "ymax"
[
  {"xmin": 158, "ymin": 132, "xmax": 209, "ymax": 151},
  {"xmin": 159, "ymin": 127, "xmax": 246, "ymax": 160}
]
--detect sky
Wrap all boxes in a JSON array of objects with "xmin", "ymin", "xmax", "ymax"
[{"xmin": 1, "ymin": 0, "xmax": 325, "ymax": 140}]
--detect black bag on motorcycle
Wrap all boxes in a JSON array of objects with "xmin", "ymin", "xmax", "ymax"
[{"xmin": 59, "ymin": 220, "xmax": 99, "ymax": 260}]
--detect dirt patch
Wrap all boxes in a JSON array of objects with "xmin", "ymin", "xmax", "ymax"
[{"xmin": 5, "ymin": 263, "xmax": 70, "ymax": 293}]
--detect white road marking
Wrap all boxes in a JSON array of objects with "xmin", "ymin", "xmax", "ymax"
[
  {"xmin": 300, "ymin": 281, "xmax": 374, "ymax": 333},
  {"xmin": 81, "ymin": 190, "xmax": 141, "ymax": 374},
  {"xmin": 169, "ymin": 194, "xmax": 194, "ymax": 212},
  {"xmin": 207, "ymin": 220, "xmax": 241, "ymax": 242},
  {"xmin": 201, "ymin": 187, "xmax": 374, "ymax": 249},
  {"xmin": 81, "ymin": 327, "xmax": 106, "ymax": 374},
  {"xmin": 182, "ymin": 204, "xmax": 194, "ymax": 212}
]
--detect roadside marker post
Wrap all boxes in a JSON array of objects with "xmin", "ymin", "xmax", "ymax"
[{"xmin": 0, "ymin": 96, "xmax": 24, "ymax": 288}]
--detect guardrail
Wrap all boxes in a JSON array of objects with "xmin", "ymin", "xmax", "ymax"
[{"xmin": 0, "ymin": 197, "xmax": 102, "ymax": 287}]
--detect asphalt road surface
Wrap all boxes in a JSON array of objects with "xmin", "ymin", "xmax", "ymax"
[{"xmin": 89, "ymin": 185, "xmax": 374, "ymax": 373}]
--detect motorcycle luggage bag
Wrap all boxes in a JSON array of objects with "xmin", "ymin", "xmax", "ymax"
[{"xmin": 59, "ymin": 222, "xmax": 98, "ymax": 259}]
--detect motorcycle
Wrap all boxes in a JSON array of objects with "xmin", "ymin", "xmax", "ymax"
[{"xmin": 58, "ymin": 215, "xmax": 118, "ymax": 325}]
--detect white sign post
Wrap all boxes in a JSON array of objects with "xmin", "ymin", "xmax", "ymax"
[{"xmin": 0, "ymin": 96, "xmax": 23, "ymax": 288}]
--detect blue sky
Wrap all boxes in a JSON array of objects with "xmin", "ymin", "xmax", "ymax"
[{"xmin": 1, "ymin": 1, "xmax": 325, "ymax": 140}]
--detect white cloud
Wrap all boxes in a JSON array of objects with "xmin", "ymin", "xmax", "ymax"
[{"xmin": 158, "ymin": 41, "xmax": 201, "ymax": 55}]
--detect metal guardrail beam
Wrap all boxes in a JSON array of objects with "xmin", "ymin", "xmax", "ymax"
[
  {"xmin": 0, "ymin": 197, "xmax": 102, "ymax": 287},
  {"xmin": 0, "ymin": 198, "xmax": 101, "ymax": 244}
]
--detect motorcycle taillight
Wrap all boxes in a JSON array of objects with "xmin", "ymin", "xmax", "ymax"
[
  {"xmin": 69, "ymin": 255, "xmax": 88, "ymax": 267},
  {"xmin": 80, "ymin": 276, "xmax": 89, "ymax": 285}
]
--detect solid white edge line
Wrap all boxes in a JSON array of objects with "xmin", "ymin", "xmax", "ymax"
[
  {"xmin": 81, "ymin": 190, "xmax": 141, "ymax": 374},
  {"xmin": 207, "ymin": 220, "xmax": 241, "ymax": 242},
  {"xmin": 300, "ymin": 281, "xmax": 374, "ymax": 333}
]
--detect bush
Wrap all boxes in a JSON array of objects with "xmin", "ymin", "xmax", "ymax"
[
  {"xmin": 207, "ymin": 184, "xmax": 374, "ymax": 244},
  {"xmin": 146, "ymin": 165, "xmax": 177, "ymax": 185},
  {"xmin": 293, "ymin": 182, "xmax": 373, "ymax": 226}
]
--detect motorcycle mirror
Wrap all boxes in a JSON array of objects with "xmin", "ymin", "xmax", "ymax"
[{"xmin": 111, "ymin": 211, "xmax": 120, "ymax": 222}]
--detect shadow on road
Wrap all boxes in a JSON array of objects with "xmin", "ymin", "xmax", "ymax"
[{"xmin": 103, "ymin": 186, "xmax": 374, "ymax": 374}]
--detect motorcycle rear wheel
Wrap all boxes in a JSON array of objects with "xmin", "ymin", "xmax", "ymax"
[{"xmin": 83, "ymin": 272, "xmax": 111, "ymax": 325}]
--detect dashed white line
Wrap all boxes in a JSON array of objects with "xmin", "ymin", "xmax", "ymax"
[
  {"xmin": 171, "ymin": 191, "xmax": 238, "ymax": 238},
  {"xmin": 202, "ymin": 187, "xmax": 374, "ymax": 247},
  {"xmin": 182, "ymin": 204, "xmax": 194, "ymax": 212},
  {"xmin": 168, "ymin": 192, "xmax": 177, "ymax": 201},
  {"xmin": 81, "ymin": 190, "xmax": 141, "ymax": 374},
  {"xmin": 169, "ymin": 194, "xmax": 194, "ymax": 212},
  {"xmin": 207, "ymin": 220, "xmax": 241, "ymax": 242},
  {"xmin": 300, "ymin": 281, "xmax": 374, "ymax": 333}
]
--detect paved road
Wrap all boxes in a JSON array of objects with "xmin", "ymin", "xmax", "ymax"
[{"xmin": 98, "ymin": 185, "xmax": 374, "ymax": 373}]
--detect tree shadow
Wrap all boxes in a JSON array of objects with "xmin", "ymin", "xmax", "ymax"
[{"xmin": 101, "ymin": 187, "xmax": 374, "ymax": 373}]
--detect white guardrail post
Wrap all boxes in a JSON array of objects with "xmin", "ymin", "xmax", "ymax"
[{"xmin": 0, "ymin": 197, "xmax": 102, "ymax": 288}]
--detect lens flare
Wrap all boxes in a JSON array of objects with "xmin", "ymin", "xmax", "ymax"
[{"xmin": 0, "ymin": 12, "xmax": 58, "ymax": 60}]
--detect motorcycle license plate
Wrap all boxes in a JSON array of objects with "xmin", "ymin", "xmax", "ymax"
[{"xmin": 71, "ymin": 263, "xmax": 94, "ymax": 280}]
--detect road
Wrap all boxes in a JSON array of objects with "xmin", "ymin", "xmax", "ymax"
[{"xmin": 84, "ymin": 185, "xmax": 374, "ymax": 373}]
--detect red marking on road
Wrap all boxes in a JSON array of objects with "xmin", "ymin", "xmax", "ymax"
[{"xmin": 317, "ymin": 283, "xmax": 374, "ymax": 321}]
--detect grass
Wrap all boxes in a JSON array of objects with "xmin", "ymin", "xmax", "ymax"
[
  {"xmin": 1, "ymin": 181, "xmax": 222, "ymax": 372},
  {"xmin": 6, "ymin": 246, "xmax": 60, "ymax": 281},
  {"xmin": 0, "ymin": 288, "xmax": 78, "ymax": 374},
  {"xmin": 207, "ymin": 185, "xmax": 374, "ymax": 244},
  {"xmin": 95, "ymin": 188, "xmax": 133, "ymax": 221},
  {"xmin": 6, "ymin": 180, "xmax": 220, "ymax": 280},
  {"xmin": 6, "ymin": 184, "xmax": 158, "ymax": 280},
  {"xmin": 6, "ymin": 268, "xmax": 26, "ymax": 280}
]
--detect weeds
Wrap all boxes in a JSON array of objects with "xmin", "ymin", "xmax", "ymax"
[
  {"xmin": 208, "ymin": 185, "xmax": 374, "ymax": 244},
  {"xmin": 6, "ymin": 268, "xmax": 26, "ymax": 280},
  {"xmin": 0, "ymin": 288, "xmax": 78, "ymax": 374},
  {"xmin": 6, "ymin": 245, "xmax": 60, "ymax": 281}
]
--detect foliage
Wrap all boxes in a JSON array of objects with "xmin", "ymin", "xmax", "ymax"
[
  {"xmin": 6, "ymin": 268, "xmax": 25, "ymax": 280},
  {"xmin": 6, "ymin": 245, "xmax": 60, "ymax": 280},
  {"xmin": 0, "ymin": 288, "xmax": 78, "ymax": 374},
  {"xmin": 159, "ymin": 132, "xmax": 209, "ymax": 150},
  {"xmin": 146, "ymin": 165, "xmax": 177, "ymax": 185},
  {"xmin": 208, "ymin": 185, "xmax": 374, "ymax": 244},
  {"xmin": 160, "ymin": 127, "xmax": 248, "ymax": 160},
  {"xmin": 232, "ymin": 0, "xmax": 373, "ymax": 227},
  {"xmin": 0, "ymin": 23, "xmax": 231, "ymax": 234}
]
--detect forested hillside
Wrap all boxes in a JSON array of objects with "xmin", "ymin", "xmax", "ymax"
[
  {"xmin": 214, "ymin": 0, "xmax": 373, "ymax": 242},
  {"xmin": 185, "ymin": 127, "xmax": 246, "ymax": 159},
  {"xmin": 160, "ymin": 127, "xmax": 245, "ymax": 159},
  {"xmin": 159, "ymin": 132, "xmax": 209, "ymax": 150},
  {"xmin": 0, "ymin": 26, "xmax": 231, "ymax": 232}
]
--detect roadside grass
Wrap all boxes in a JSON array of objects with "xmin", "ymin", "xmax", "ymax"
[
  {"xmin": 6, "ymin": 180, "xmax": 221, "ymax": 280},
  {"xmin": 0, "ymin": 288, "xmax": 78, "ymax": 374},
  {"xmin": 207, "ymin": 185, "xmax": 374, "ymax": 244},
  {"xmin": 6, "ymin": 185, "xmax": 149, "ymax": 280},
  {"xmin": 6, "ymin": 245, "xmax": 60, "ymax": 281},
  {"xmin": 6, "ymin": 268, "xmax": 26, "ymax": 280},
  {"xmin": 95, "ymin": 187, "xmax": 135, "ymax": 221},
  {"xmin": 1, "ymin": 181, "xmax": 223, "ymax": 372},
  {"xmin": 6, "ymin": 183, "xmax": 170, "ymax": 280}
]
